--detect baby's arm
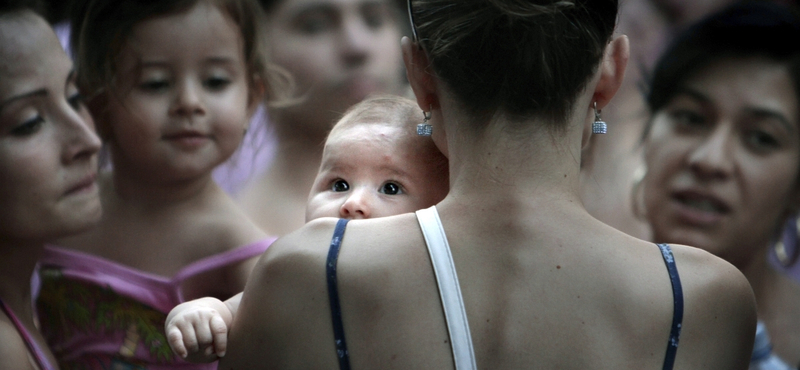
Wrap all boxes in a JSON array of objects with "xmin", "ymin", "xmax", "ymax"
[{"xmin": 165, "ymin": 293, "xmax": 242, "ymax": 362}]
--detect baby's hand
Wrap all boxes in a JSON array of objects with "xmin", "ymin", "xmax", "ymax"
[{"xmin": 165, "ymin": 297, "xmax": 232, "ymax": 363}]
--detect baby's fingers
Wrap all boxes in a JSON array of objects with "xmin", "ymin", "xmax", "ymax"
[
  {"xmin": 166, "ymin": 325, "xmax": 189, "ymax": 359},
  {"xmin": 210, "ymin": 315, "xmax": 228, "ymax": 357}
]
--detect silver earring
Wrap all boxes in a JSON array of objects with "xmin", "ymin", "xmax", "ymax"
[
  {"xmin": 417, "ymin": 110, "xmax": 432, "ymax": 136},
  {"xmin": 592, "ymin": 102, "xmax": 607, "ymax": 134}
]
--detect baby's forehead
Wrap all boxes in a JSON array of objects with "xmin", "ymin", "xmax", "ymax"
[{"xmin": 327, "ymin": 120, "xmax": 411, "ymax": 144}]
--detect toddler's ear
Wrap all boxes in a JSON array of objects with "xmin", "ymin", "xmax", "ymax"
[{"xmin": 247, "ymin": 75, "xmax": 266, "ymax": 116}]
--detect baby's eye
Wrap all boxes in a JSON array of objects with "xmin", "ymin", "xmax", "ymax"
[
  {"xmin": 331, "ymin": 179, "xmax": 349, "ymax": 192},
  {"xmin": 380, "ymin": 182, "xmax": 402, "ymax": 195},
  {"xmin": 204, "ymin": 76, "xmax": 231, "ymax": 91},
  {"xmin": 11, "ymin": 116, "xmax": 45, "ymax": 137}
]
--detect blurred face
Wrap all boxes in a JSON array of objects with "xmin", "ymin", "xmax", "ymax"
[
  {"xmin": 104, "ymin": 3, "xmax": 254, "ymax": 182},
  {"xmin": 306, "ymin": 122, "xmax": 448, "ymax": 220},
  {"xmin": 643, "ymin": 57, "xmax": 800, "ymax": 268},
  {"xmin": 0, "ymin": 13, "xmax": 102, "ymax": 243},
  {"xmin": 265, "ymin": 0, "xmax": 404, "ymax": 132}
]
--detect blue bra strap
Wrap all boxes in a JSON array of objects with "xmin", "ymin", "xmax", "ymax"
[
  {"xmin": 326, "ymin": 218, "xmax": 351, "ymax": 370},
  {"xmin": 658, "ymin": 243, "xmax": 684, "ymax": 370}
]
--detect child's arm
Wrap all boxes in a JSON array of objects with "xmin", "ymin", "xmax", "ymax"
[{"xmin": 165, "ymin": 293, "xmax": 242, "ymax": 362}]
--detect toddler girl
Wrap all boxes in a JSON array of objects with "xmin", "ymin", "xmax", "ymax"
[
  {"xmin": 165, "ymin": 95, "xmax": 449, "ymax": 362},
  {"xmin": 33, "ymin": 0, "xmax": 280, "ymax": 368}
]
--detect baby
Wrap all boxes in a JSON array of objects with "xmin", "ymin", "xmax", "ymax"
[{"xmin": 165, "ymin": 94, "xmax": 449, "ymax": 362}]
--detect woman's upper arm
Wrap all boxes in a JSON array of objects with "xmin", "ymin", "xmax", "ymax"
[
  {"xmin": 673, "ymin": 247, "xmax": 757, "ymax": 370},
  {"xmin": 218, "ymin": 223, "xmax": 338, "ymax": 369}
]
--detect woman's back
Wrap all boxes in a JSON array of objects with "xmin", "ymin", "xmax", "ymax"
[{"xmin": 223, "ymin": 193, "xmax": 754, "ymax": 369}]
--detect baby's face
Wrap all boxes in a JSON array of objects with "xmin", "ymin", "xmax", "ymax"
[{"xmin": 306, "ymin": 123, "xmax": 447, "ymax": 220}]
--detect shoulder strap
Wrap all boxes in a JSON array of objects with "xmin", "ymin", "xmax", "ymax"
[
  {"xmin": 174, "ymin": 237, "xmax": 276, "ymax": 283},
  {"xmin": 416, "ymin": 206, "xmax": 477, "ymax": 370},
  {"xmin": 657, "ymin": 243, "xmax": 684, "ymax": 370},
  {"xmin": 326, "ymin": 219, "xmax": 351, "ymax": 370}
]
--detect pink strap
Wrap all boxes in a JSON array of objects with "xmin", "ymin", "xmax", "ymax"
[
  {"xmin": 0, "ymin": 298, "xmax": 56, "ymax": 370},
  {"xmin": 173, "ymin": 237, "xmax": 275, "ymax": 283}
]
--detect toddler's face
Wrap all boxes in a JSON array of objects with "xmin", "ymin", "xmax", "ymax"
[
  {"xmin": 306, "ymin": 122, "xmax": 447, "ymax": 220},
  {"xmin": 103, "ymin": 2, "xmax": 254, "ymax": 182}
]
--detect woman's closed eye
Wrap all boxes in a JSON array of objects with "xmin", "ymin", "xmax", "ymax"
[{"xmin": 10, "ymin": 115, "xmax": 45, "ymax": 137}]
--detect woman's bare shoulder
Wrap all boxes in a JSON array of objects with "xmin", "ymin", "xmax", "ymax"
[{"xmin": 668, "ymin": 243, "xmax": 757, "ymax": 369}]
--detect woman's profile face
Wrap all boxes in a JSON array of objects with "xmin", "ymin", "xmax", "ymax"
[
  {"xmin": 264, "ymin": 0, "xmax": 404, "ymax": 130},
  {"xmin": 0, "ymin": 12, "xmax": 102, "ymax": 242},
  {"xmin": 643, "ymin": 57, "xmax": 800, "ymax": 268}
]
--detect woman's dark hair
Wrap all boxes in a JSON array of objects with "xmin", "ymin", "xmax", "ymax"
[
  {"xmin": 645, "ymin": 1, "xmax": 800, "ymax": 125},
  {"xmin": 409, "ymin": 0, "xmax": 618, "ymax": 128},
  {"xmin": 0, "ymin": 0, "xmax": 46, "ymax": 17}
]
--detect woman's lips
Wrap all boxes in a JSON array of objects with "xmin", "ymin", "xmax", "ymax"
[
  {"xmin": 670, "ymin": 189, "xmax": 731, "ymax": 225},
  {"xmin": 65, "ymin": 173, "xmax": 97, "ymax": 197}
]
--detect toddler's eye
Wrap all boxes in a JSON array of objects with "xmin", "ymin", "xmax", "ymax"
[
  {"xmin": 380, "ymin": 182, "xmax": 402, "ymax": 195},
  {"xmin": 332, "ymin": 180, "xmax": 349, "ymax": 192},
  {"xmin": 140, "ymin": 79, "xmax": 170, "ymax": 91},
  {"xmin": 205, "ymin": 76, "xmax": 231, "ymax": 90}
]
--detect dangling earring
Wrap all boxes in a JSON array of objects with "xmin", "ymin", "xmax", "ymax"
[
  {"xmin": 417, "ymin": 109, "xmax": 432, "ymax": 136},
  {"xmin": 592, "ymin": 102, "xmax": 607, "ymax": 134}
]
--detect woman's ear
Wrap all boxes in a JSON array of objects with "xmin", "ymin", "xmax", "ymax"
[
  {"xmin": 592, "ymin": 35, "xmax": 630, "ymax": 110},
  {"xmin": 401, "ymin": 36, "xmax": 437, "ymax": 112}
]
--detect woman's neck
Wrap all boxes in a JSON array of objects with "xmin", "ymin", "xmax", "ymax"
[
  {"xmin": 444, "ymin": 110, "xmax": 586, "ymax": 210},
  {"xmin": 0, "ymin": 241, "xmax": 42, "ymax": 317}
]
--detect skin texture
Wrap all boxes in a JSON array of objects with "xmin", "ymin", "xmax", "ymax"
[
  {"xmin": 217, "ymin": 32, "xmax": 756, "ymax": 369},
  {"xmin": 0, "ymin": 11, "xmax": 102, "ymax": 370},
  {"xmin": 644, "ymin": 57, "xmax": 800, "ymax": 364},
  {"xmin": 236, "ymin": 0, "xmax": 406, "ymax": 237}
]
